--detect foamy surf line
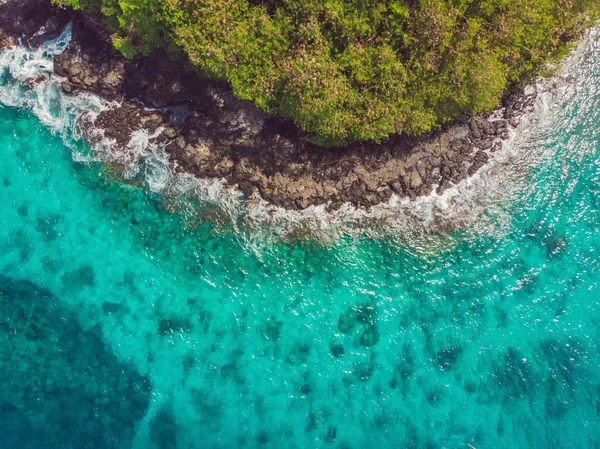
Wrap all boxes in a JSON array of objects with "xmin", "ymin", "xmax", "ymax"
[{"xmin": 0, "ymin": 24, "xmax": 596, "ymax": 247}]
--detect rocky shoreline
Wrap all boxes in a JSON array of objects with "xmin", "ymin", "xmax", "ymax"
[{"xmin": 1, "ymin": 0, "xmax": 537, "ymax": 211}]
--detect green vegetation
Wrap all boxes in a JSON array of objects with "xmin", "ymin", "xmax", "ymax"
[{"xmin": 54, "ymin": 0, "xmax": 600, "ymax": 145}]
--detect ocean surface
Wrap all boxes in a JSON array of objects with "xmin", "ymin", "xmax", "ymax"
[{"xmin": 1, "ymin": 25, "xmax": 600, "ymax": 449}]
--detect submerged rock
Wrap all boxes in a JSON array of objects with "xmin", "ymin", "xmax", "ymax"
[
  {"xmin": 355, "ymin": 362, "xmax": 375, "ymax": 381},
  {"xmin": 101, "ymin": 301, "xmax": 122, "ymax": 314},
  {"xmin": 325, "ymin": 426, "xmax": 337, "ymax": 443},
  {"xmin": 359, "ymin": 325, "xmax": 381, "ymax": 347},
  {"xmin": 287, "ymin": 342, "xmax": 311, "ymax": 364},
  {"xmin": 157, "ymin": 317, "xmax": 192, "ymax": 336},
  {"xmin": 338, "ymin": 310, "xmax": 357, "ymax": 334},
  {"xmin": 547, "ymin": 236, "xmax": 568, "ymax": 257},
  {"xmin": 330, "ymin": 343, "xmax": 345, "ymax": 358},
  {"xmin": 256, "ymin": 430, "xmax": 269, "ymax": 444},
  {"xmin": 264, "ymin": 317, "xmax": 283, "ymax": 341},
  {"xmin": 355, "ymin": 304, "xmax": 377, "ymax": 324},
  {"xmin": 0, "ymin": 275, "xmax": 150, "ymax": 448},
  {"xmin": 149, "ymin": 406, "xmax": 178, "ymax": 449},
  {"xmin": 61, "ymin": 264, "xmax": 95, "ymax": 290},
  {"xmin": 434, "ymin": 345, "xmax": 463, "ymax": 371}
]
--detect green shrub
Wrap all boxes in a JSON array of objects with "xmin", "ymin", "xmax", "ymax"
[
  {"xmin": 111, "ymin": 35, "xmax": 136, "ymax": 59},
  {"xmin": 53, "ymin": 0, "xmax": 600, "ymax": 145}
]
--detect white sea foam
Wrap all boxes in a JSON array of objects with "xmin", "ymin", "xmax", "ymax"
[
  {"xmin": 0, "ymin": 24, "xmax": 597, "ymax": 247},
  {"xmin": 0, "ymin": 24, "xmax": 104, "ymax": 142}
]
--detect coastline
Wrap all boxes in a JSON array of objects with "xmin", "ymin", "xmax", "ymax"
[{"xmin": 2, "ymin": 0, "xmax": 537, "ymax": 212}]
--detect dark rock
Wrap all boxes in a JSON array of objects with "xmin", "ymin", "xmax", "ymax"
[
  {"xmin": 287, "ymin": 342, "xmax": 311, "ymax": 364},
  {"xmin": 17, "ymin": 204, "xmax": 28, "ymax": 217},
  {"xmin": 0, "ymin": 0, "xmax": 70, "ymax": 50},
  {"xmin": 325, "ymin": 426, "xmax": 337, "ymax": 443},
  {"xmin": 61, "ymin": 265, "xmax": 95, "ymax": 290},
  {"xmin": 338, "ymin": 310, "xmax": 357, "ymax": 334},
  {"xmin": 264, "ymin": 317, "xmax": 282, "ymax": 341},
  {"xmin": 406, "ymin": 169, "xmax": 423, "ymax": 189},
  {"xmin": 0, "ymin": 275, "xmax": 150, "ymax": 449},
  {"xmin": 256, "ymin": 430, "xmax": 269, "ymax": 444},
  {"xmin": 149, "ymin": 407, "xmax": 177, "ymax": 449},
  {"xmin": 434, "ymin": 345, "xmax": 463, "ymax": 371},
  {"xmin": 306, "ymin": 411, "xmax": 319, "ymax": 432},
  {"xmin": 355, "ymin": 304, "xmax": 377, "ymax": 325},
  {"xmin": 182, "ymin": 354, "xmax": 195, "ymax": 371},
  {"xmin": 198, "ymin": 308, "xmax": 213, "ymax": 332},
  {"xmin": 220, "ymin": 362, "xmax": 238, "ymax": 380},
  {"xmin": 355, "ymin": 362, "xmax": 374, "ymax": 381},
  {"xmin": 83, "ymin": 75, "xmax": 97, "ymax": 86},
  {"xmin": 359, "ymin": 325, "xmax": 380, "ymax": 347},
  {"xmin": 300, "ymin": 383, "xmax": 313, "ymax": 395},
  {"xmin": 468, "ymin": 150, "xmax": 490, "ymax": 176},
  {"xmin": 60, "ymin": 81, "xmax": 72, "ymax": 93},
  {"xmin": 469, "ymin": 120, "xmax": 482, "ymax": 139},
  {"xmin": 157, "ymin": 318, "xmax": 192, "ymax": 336},
  {"xmin": 547, "ymin": 236, "xmax": 568, "ymax": 257},
  {"xmin": 101, "ymin": 301, "xmax": 122, "ymax": 314},
  {"xmin": 330, "ymin": 343, "xmax": 345, "ymax": 358}
]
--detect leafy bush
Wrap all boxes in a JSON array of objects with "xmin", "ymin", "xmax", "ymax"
[
  {"xmin": 111, "ymin": 35, "xmax": 136, "ymax": 59},
  {"xmin": 54, "ymin": 0, "xmax": 600, "ymax": 145}
]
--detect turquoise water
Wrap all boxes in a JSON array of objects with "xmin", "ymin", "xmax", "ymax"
[{"xmin": 1, "ymin": 27, "xmax": 600, "ymax": 449}]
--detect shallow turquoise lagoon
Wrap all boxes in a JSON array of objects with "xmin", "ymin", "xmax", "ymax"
[{"xmin": 1, "ymin": 27, "xmax": 600, "ymax": 449}]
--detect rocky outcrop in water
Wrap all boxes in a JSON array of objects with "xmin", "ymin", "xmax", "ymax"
[{"xmin": 1, "ymin": 0, "xmax": 537, "ymax": 211}]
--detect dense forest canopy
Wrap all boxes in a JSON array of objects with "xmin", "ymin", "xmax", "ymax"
[{"xmin": 54, "ymin": 0, "xmax": 600, "ymax": 145}]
